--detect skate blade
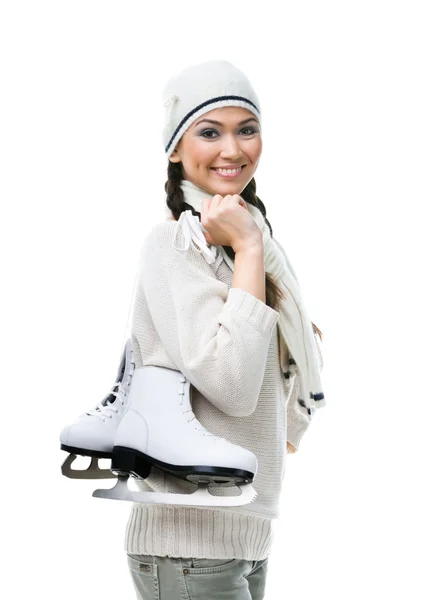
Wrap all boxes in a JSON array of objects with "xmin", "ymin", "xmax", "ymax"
[
  {"xmin": 61, "ymin": 454, "xmax": 116, "ymax": 480},
  {"xmin": 92, "ymin": 475, "xmax": 257, "ymax": 507}
]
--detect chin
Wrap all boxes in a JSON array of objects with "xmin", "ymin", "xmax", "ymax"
[{"xmin": 211, "ymin": 179, "xmax": 246, "ymax": 193}]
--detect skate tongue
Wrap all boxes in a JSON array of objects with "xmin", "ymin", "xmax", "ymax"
[
  {"xmin": 86, "ymin": 382, "xmax": 122, "ymax": 419},
  {"xmin": 86, "ymin": 339, "xmax": 134, "ymax": 419},
  {"xmin": 119, "ymin": 339, "xmax": 135, "ymax": 391}
]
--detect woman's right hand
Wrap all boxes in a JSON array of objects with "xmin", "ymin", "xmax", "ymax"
[{"xmin": 200, "ymin": 194, "xmax": 263, "ymax": 254}]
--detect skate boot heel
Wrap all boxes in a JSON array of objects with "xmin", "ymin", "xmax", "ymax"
[{"xmin": 111, "ymin": 446, "xmax": 151, "ymax": 479}]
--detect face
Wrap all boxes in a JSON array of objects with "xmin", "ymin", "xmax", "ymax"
[{"xmin": 168, "ymin": 106, "xmax": 262, "ymax": 196}]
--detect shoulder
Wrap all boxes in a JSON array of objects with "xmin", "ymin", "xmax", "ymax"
[
  {"xmin": 140, "ymin": 218, "xmax": 194, "ymax": 271},
  {"xmin": 140, "ymin": 216, "xmax": 221, "ymax": 280},
  {"xmin": 143, "ymin": 219, "xmax": 178, "ymax": 250}
]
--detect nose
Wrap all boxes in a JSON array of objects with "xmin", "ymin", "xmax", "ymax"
[{"xmin": 219, "ymin": 134, "xmax": 244, "ymax": 160}]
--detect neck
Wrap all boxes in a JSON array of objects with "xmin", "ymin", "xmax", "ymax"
[{"xmin": 180, "ymin": 179, "xmax": 215, "ymax": 213}]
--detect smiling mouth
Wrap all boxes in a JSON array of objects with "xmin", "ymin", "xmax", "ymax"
[{"xmin": 210, "ymin": 165, "xmax": 247, "ymax": 171}]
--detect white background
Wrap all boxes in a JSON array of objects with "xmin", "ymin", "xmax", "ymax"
[{"xmin": 1, "ymin": 1, "xmax": 424, "ymax": 598}]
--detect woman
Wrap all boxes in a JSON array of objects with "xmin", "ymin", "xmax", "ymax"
[{"xmin": 125, "ymin": 59, "xmax": 325, "ymax": 600}]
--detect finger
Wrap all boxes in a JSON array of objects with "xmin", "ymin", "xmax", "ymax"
[
  {"xmin": 210, "ymin": 194, "xmax": 223, "ymax": 210},
  {"xmin": 225, "ymin": 194, "xmax": 244, "ymax": 205},
  {"xmin": 210, "ymin": 194, "xmax": 225, "ymax": 216},
  {"xmin": 219, "ymin": 194, "xmax": 234, "ymax": 212},
  {"xmin": 200, "ymin": 197, "xmax": 211, "ymax": 227},
  {"xmin": 222, "ymin": 195, "xmax": 246, "ymax": 211}
]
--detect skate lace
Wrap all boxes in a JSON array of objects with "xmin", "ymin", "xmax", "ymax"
[
  {"xmin": 172, "ymin": 210, "xmax": 219, "ymax": 265},
  {"xmin": 86, "ymin": 362, "xmax": 135, "ymax": 421},
  {"xmin": 178, "ymin": 375, "xmax": 221, "ymax": 441}
]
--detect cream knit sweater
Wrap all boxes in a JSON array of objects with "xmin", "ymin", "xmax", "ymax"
[{"xmin": 124, "ymin": 219, "xmax": 323, "ymax": 561}]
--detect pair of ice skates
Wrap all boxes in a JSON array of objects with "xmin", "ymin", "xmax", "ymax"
[{"xmin": 60, "ymin": 340, "xmax": 258, "ymax": 507}]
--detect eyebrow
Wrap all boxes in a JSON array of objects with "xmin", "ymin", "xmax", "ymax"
[{"xmin": 194, "ymin": 117, "xmax": 258, "ymax": 127}]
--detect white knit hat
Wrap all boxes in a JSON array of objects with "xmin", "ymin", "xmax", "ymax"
[{"xmin": 162, "ymin": 60, "xmax": 262, "ymax": 159}]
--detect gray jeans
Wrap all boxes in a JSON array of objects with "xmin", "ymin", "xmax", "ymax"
[{"xmin": 127, "ymin": 553, "xmax": 269, "ymax": 600}]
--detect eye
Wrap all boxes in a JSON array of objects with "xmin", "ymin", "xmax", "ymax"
[
  {"xmin": 240, "ymin": 126, "xmax": 257, "ymax": 135},
  {"xmin": 200, "ymin": 126, "xmax": 257, "ymax": 139},
  {"xmin": 200, "ymin": 129, "xmax": 219, "ymax": 138}
]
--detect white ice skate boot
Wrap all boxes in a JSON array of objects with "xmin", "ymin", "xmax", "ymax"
[
  {"xmin": 93, "ymin": 366, "xmax": 258, "ymax": 507},
  {"xmin": 60, "ymin": 339, "xmax": 135, "ymax": 479}
]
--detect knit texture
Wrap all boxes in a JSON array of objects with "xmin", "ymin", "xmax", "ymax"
[
  {"xmin": 124, "ymin": 220, "xmax": 323, "ymax": 560},
  {"xmin": 162, "ymin": 59, "xmax": 261, "ymax": 158}
]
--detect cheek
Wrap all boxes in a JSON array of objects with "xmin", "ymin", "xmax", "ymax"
[
  {"xmin": 248, "ymin": 138, "xmax": 262, "ymax": 161},
  {"xmin": 197, "ymin": 149, "xmax": 216, "ymax": 167},
  {"xmin": 186, "ymin": 140, "xmax": 213, "ymax": 165}
]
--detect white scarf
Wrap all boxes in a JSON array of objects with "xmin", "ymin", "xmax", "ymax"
[{"xmin": 164, "ymin": 179, "xmax": 325, "ymax": 411}]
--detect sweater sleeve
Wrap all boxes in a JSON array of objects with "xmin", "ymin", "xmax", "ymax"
[
  {"xmin": 286, "ymin": 330, "xmax": 324, "ymax": 450},
  {"xmin": 138, "ymin": 221, "xmax": 280, "ymax": 418}
]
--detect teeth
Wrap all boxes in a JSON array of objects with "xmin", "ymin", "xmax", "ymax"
[{"xmin": 215, "ymin": 167, "xmax": 242, "ymax": 174}]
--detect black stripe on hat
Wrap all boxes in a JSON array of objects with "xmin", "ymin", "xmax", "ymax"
[{"xmin": 165, "ymin": 95, "xmax": 260, "ymax": 154}]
